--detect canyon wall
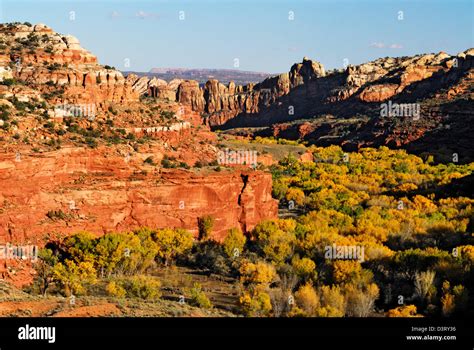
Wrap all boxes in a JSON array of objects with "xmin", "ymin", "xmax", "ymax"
[{"xmin": 0, "ymin": 147, "xmax": 278, "ymax": 244}]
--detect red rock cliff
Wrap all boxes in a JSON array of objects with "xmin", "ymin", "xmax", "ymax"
[{"xmin": 0, "ymin": 147, "xmax": 277, "ymax": 244}]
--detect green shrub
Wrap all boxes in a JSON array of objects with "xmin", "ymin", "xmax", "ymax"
[
  {"xmin": 223, "ymin": 228, "xmax": 246, "ymax": 258},
  {"xmin": 161, "ymin": 158, "xmax": 175, "ymax": 168},
  {"xmin": 46, "ymin": 209, "xmax": 68, "ymax": 221},
  {"xmin": 179, "ymin": 162, "xmax": 190, "ymax": 169},
  {"xmin": 197, "ymin": 215, "xmax": 214, "ymax": 241},
  {"xmin": 84, "ymin": 137, "xmax": 98, "ymax": 148},
  {"xmin": 144, "ymin": 156, "xmax": 155, "ymax": 165},
  {"xmin": 2, "ymin": 78, "xmax": 17, "ymax": 86},
  {"xmin": 190, "ymin": 283, "xmax": 212, "ymax": 309},
  {"xmin": 106, "ymin": 280, "xmax": 126, "ymax": 298},
  {"xmin": 119, "ymin": 276, "xmax": 161, "ymax": 300}
]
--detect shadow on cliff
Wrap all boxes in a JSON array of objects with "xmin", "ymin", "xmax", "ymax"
[
  {"xmin": 212, "ymin": 60, "xmax": 474, "ymax": 163},
  {"xmin": 212, "ymin": 72, "xmax": 376, "ymax": 130}
]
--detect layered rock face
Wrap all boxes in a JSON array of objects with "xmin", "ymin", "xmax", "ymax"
[
  {"xmin": 0, "ymin": 147, "xmax": 277, "ymax": 244},
  {"xmin": 339, "ymin": 51, "xmax": 469, "ymax": 102},
  {"xmin": 0, "ymin": 23, "xmax": 139, "ymax": 107}
]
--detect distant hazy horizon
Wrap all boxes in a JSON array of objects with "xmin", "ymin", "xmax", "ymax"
[
  {"xmin": 1, "ymin": 0, "xmax": 472, "ymax": 73},
  {"xmin": 147, "ymin": 67, "xmax": 272, "ymax": 74}
]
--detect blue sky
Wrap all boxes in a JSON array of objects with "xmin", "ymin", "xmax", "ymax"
[{"xmin": 1, "ymin": 0, "xmax": 473, "ymax": 73}]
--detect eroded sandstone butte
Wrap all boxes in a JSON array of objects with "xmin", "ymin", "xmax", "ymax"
[{"xmin": 0, "ymin": 146, "xmax": 277, "ymax": 244}]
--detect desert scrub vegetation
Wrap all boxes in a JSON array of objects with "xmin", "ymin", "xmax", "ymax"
[
  {"xmin": 189, "ymin": 283, "xmax": 212, "ymax": 309},
  {"xmin": 32, "ymin": 228, "xmax": 193, "ymax": 298},
  {"xmin": 46, "ymin": 209, "xmax": 73, "ymax": 221},
  {"xmin": 106, "ymin": 276, "xmax": 162, "ymax": 300},
  {"xmin": 160, "ymin": 154, "xmax": 190, "ymax": 169}
]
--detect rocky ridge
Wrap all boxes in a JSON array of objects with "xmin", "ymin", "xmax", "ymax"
[
  {"xmin": 0, "ymin": 23, "xmax": 138, "ymax": 108},
  {"xmin": 133, "ymin": 49, "xmax": 473, "ymax": 162}
]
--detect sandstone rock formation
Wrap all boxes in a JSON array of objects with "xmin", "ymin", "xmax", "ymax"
[
  {"xmin": 131, "ymin": 49, "xmax": 471, "ymax": 129},
  {"xmin": 0, "ymin": 23, "xmax": 139, "ymax": 108}
]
